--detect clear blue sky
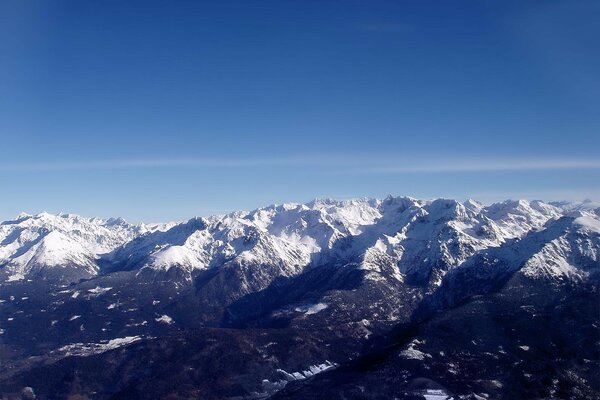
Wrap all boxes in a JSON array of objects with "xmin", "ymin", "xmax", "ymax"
[{"xmin": 1, "ymin": 0, "xmax": 598, "ymax": 222}]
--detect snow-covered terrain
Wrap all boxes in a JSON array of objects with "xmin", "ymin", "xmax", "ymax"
[
  {"xmin": 2, "ymin": 197, "xmax": 596, "ymax": 286},
  {"xmin": 55, "ymin": 335, "xmax": 145, "ymax": 357},
  {"xmin": 0, "ymin": 197, "xmax": 598, "ymax": 400},
  {"xmin": 0, "ymin": 212, "xmax": 172, "ymax": 283}
]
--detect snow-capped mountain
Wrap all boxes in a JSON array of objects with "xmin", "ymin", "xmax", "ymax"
[
  {"xmin": 0, "ymin": 197, "xmax": 598, "ymax": 400},
  {"xmin": 2, "ymin": 196, "xmax": 585, "ymax": 286},
  {"xmin": 521, "ymin": 211, "xmax": 600, "ymax": 280},
  {"xmin": 0, "ymin": 212, "xmax": 172, "ymax": 283}
]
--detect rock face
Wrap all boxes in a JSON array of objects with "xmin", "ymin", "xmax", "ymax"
[{"xmin": 0, "ymin": 197, "xmax": 598, "ymax": 399}]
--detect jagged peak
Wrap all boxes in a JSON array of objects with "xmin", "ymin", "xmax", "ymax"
[
  {"xmin": 2, "ymin": 196, "xmax": 595, "ymax": 285},
  {"xmin": 463, "ymin": 198, "xmax": 483, "ymax": 211},
  {"xmin": 307, "ymin": 197, "xmax": 373, "ymax": 208},
  {"xmin": 379, "ymin": 196, "xmax": 420, "ymax": 215},
  {"xmin": 104, "ymin": 217, "xmax": 130, "ymax": 227},
  {"xmin": 425, "ymin": 198, "xmax": 470, "ymax": 220}
]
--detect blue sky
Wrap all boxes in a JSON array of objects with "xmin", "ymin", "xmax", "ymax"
[{"xmin": 1, "ymin": 0, "xmax": 598, "ymax": 222}]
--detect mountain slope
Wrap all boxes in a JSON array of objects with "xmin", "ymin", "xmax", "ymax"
[
  {"xmin": 0, "ymin": 197, "xmax": 598, "ymax": 399},
  {"xmin": 0, "ymin": 213, "xmax": 165, "ymax": 282}
]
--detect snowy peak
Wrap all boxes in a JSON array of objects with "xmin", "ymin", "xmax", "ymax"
[
  {"xmin": 1, "ymin": 197, "xmax": 597, "ymax": 285},
  {"xmin": 115, "ymin": 197, "xmax": 584, "ymax": 286},
  {"xmin": 27, "ymin": 230, "xmax": 94, "ymax": 267},
  {"xmin": 519, "ymin": 212, "xmax": 600, "ymax": 281},
  {"xmin": 482, "ymin": 199, "xmax": 562, "ymax": 236},
  {"xmin": 0, "ymin": 212, "xmax": 166, "ymax": 282}
]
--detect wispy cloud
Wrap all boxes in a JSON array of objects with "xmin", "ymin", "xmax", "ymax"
[
  {"xmin": 332, "ymin": 158, "xmax": 600, "ymax": 174},
  {"xmin": 0, "ymin": 156, "xmax": 330, "ymax": 172},
  {"xmin": 0, "ymin": 155, "xmax": 599, "ymax": 174}
]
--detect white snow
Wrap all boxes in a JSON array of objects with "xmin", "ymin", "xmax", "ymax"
[
  {"xmin": 400, "ymin": 339, "xmax": 429, "ymax": 360},
  {"xmin": 423, "ymin": 389, "xmax": 453, "ymax": 400},
  {"xmin": 7, "ymin": 274, "xmax": 24, "ymax": 282},
  {"xmin": 295, "ymin": 303, "xmax": 328, "ymax": 315},
  {"xmin": 87, "ymin": 286, "xmax": 112, "ymax": 296},
  {"xmin": 275, "ymin": 361, "xmax": 337, "ymax": 382},
  {"xmin": 574, "ymin": 214, "xmax": 600, "ymax": 233},
  {"xmin": 260, "ymin": 361, "xmax": 337, "ymax": 396},
  {"xmin": 147, "ymin": 245, "xmax": 201, "ymax": 271},
  {"xmin": 155, "ymin": 314, "xmax": 174, "ymax": 324},
  {"xmin": 0, "ymin": 211, "xmax": 172, "ymax": 282},
  {"xmin": 1, "ymin": 197, "xmax": 594, "ymax": 286},
  {"xmin": 56, "ymin": 336, "xmax": 144, "ymax": 357}
]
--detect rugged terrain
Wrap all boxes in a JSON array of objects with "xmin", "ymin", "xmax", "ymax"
[{"xmin": 0, "ymin": 197, "xmax": 598, "ymax": 399}]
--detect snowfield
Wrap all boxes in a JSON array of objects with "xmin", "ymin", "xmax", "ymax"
[{"xmin": 56, "ymin": 336, "xmax": 145, "ymax": 357}]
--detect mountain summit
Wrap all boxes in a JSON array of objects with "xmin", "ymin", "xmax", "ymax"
[{"xmin": 2, "ymin": 197, "xmax": 593, "ymax": 285}]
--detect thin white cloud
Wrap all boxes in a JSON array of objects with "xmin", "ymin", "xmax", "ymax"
[
  {"xmin": 334, "ymin": 158, "xmax": 600, "ymax": 174},
  {"xmin": 0, "ymin": 156, "xmax": 598, "ymax": 173},
  {"xmin": 0, "ymin": 156, "xmax": 329, "ymax": 171}
]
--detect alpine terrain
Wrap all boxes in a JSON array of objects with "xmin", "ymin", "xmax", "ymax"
[{"xmin": 0, "ymin": 197, "xmax": 598, "ymax": 399}]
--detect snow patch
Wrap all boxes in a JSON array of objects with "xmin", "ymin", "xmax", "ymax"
[
  {"xmin": 574, "ymin": 215, "xmax": 600, "ymax": 233},
  {"xmin": 155, "ymin": 314, "xmax": 174, "ymax": 324},
  {"xmin": 295, "ymin": 303, "xmax": 328, "ymax": 315},
  {"xmin": 261, "ymin": 361, "xmax": 338, "ymax": 395},
  {"xmin": 423, "ymin": 389, "xmax": 453, "ymax": 400},
  {"xmin": 88, "ymin": 286, "xmax": 112, "ymax": 296},
  {"xmin": 56, "ymin": 336, "xmax": 144, "ymax": 357},
  {"xmin": 7, "ymin": 274, "xmax": 24, "ymax": 282},
  {"xmin": 400, "ymin": 339, "xmax": 429, "ymax": 360}
]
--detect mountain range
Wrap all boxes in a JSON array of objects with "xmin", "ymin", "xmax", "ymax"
[{"xmin": 0, "ymin": 197, "xmax": 598, "ymax": 399}]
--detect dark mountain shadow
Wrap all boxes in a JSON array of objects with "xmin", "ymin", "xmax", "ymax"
[
  {"xmin": 221, "ymin": 263, "xmax": 366, "ymax": 328},
  {"xmin": 270, "ymin": 216, "xmax": 584, "ymax": 398},
  {"xmin": 217, "ymin": 199, "xmax": 421, "ymax": 328},
  {"xmin": 368, "ymin": 216, "xmax": 577, "ymax": 353},
  {"xmin": 0, "ymin": 226, "xmax": 25, "ymax": 246},
  {"xmin": 0, "ymin": 215, "xmax": 32, "ymax": 226},
  {"xmin": 414, "ymin": 215, "xmax": 576, "ymax": 320},
  {"xmin": 0, "ymin": 228, "xmax": 48, "ymax": 261},
  {"xmin": 219, "ymin": 198, "xmax": 493, "ymax": 332}
]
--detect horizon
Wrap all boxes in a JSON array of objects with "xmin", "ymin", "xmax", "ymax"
[{"xmin": 8, "ymin": 195, "xmax": 599, "ymax": 225}]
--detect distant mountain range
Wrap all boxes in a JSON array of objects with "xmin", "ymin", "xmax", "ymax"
[{"xmin": 1, "ymin": 197, "xmax": 598, "ymax": 399}]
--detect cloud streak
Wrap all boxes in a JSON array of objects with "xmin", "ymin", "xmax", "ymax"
[
  {"xmin": 0, "ymin": 156, "xmax": 599, "ymax": 174},
  {"xmin": 334, "ymin": 159, "xmax": 600, "ymax": 174}
]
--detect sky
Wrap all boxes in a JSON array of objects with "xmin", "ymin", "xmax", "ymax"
[{"xmin": 0, "ymin": 0, "xmax": 599, "ymax": 222}]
